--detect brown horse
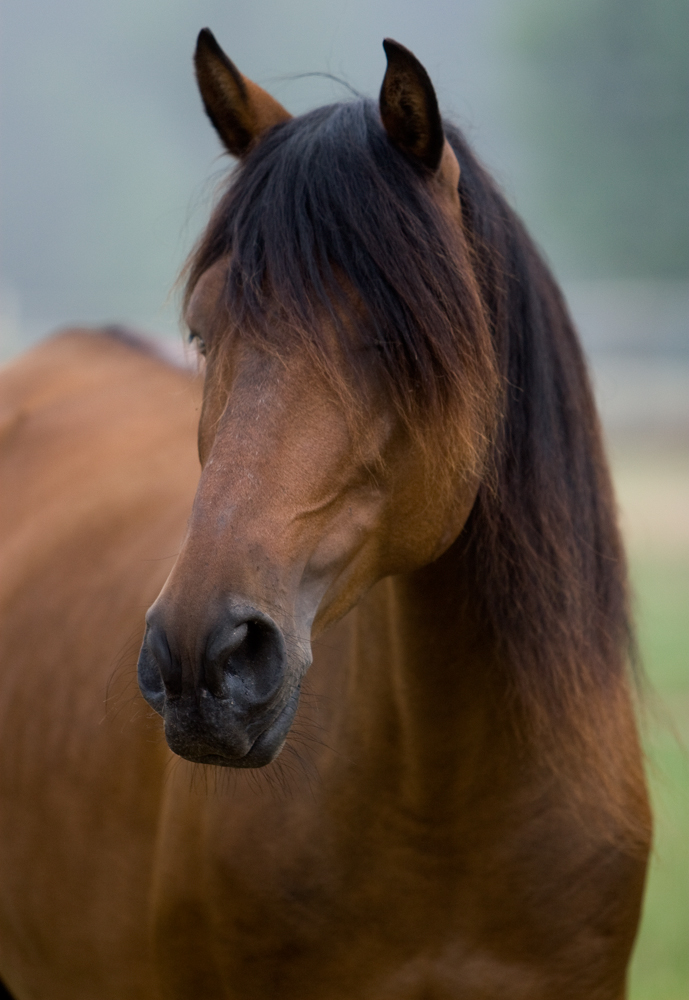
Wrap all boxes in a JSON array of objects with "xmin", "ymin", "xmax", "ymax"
[{"xmin": 0, "ymin": 33, "xmax": 650, "ymax": 999}]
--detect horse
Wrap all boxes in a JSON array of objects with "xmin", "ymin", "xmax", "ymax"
[{"xmin": 0, "ymin": 33, "xmax": 650, "ymax": 999}]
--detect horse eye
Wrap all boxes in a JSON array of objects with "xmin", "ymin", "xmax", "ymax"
[{"xmin": 188, "ymin": 330, "xmax": 207, "ymax": 356}]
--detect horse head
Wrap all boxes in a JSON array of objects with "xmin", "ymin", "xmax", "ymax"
[{"xmin": 137, "ymin": 34, "xmax": 498, "ymax": 767}]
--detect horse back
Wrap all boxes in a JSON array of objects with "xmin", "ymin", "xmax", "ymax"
[{"xmin": 0, "ymin": 329, "xmax": 200, "ymax": 999}]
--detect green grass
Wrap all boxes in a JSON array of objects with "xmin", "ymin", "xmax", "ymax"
[{"xmin": 628, "ymin": 556, "xmax": 689, "ymax": 1000}]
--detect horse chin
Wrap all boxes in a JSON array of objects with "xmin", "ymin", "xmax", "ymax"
[{"xmin": 162, "ymin": 686, "xmax": 301, "ymax": 769}]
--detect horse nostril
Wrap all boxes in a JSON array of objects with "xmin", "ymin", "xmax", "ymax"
[
  {"xmin": 204, "ymin": 613, "xmax": 286, "ymax": 705},
  {"xmin": 138, "ymin": 623, "xmax": 183, "ymax": 697},
  {"xmin": 137, "ymin": 624, "xmax": 171, "ymax": 714},
  {"xmin": 204, "ymin": 622, "xmax": 249, "ymax": 698},
  {"xmin": 224, "ymin": 622, "xmax": 249, "ymax": 657}
]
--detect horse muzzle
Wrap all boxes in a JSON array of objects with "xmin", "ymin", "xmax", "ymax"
[{"xmin": 136, "ymin": 604, "xmax": 305, "ymax": 767}]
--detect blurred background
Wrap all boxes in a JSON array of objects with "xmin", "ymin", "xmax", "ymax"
[{"xmin": 1, "ymin": 0, "xmax": 687, "ymax": 993}]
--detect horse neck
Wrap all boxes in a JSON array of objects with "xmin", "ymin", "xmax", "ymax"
[
  {"xmin": 320, "ymin": 539, "xmax": 648, "ymax": 859},
  {"xmin": 326, "ymin": 538, "xmax": 518, "ymax": 822}
]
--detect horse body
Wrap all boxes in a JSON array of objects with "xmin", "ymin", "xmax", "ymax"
[
  {"xmin": 0, "ymin": 35, "xmax": 650, "ymax": 999},
  {"xmin": 0, "ymin": 331, "xmax": 200, "ymax": 996}
]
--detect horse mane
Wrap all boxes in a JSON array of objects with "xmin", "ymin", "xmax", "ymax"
[
  {"xmin": 447, "ymin": 123, "xmax": 634, "ymax": 765},
  {"xmin": 184, "ymin": 99, "xmax": 633, "ymax": 781}
]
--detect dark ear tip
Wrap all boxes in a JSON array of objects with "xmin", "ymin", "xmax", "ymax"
[
  {"xmin": 379, "ymin": 37, "xmax": 444, "ymax": 172},
  {"xmin": 382, "ymin": 38, "xmax": 413, "ymax": 63},
  {"xmin": 196, "ymin": 28, "xmax": 219, "ymax": 58},
  {"xmin": 194, "ymin": 28, "xmax": 245, "ymax": 98}
]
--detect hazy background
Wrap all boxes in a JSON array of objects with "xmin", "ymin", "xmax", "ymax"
[
  {"xmin": 1, "ymin": 0, "xmax": 687, "ymax": 995},
  {"xmin": 1, "ymin": 0, "xmax": 687, "ymax": 439}
]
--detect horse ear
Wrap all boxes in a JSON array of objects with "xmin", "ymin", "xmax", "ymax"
[
  {"xmin": 379, "ymin": 39, "xmax": 444, "ymax": 172},
  {"xmin": 194, "ymin": 29, "xmax": 292, "ymax": 158}
]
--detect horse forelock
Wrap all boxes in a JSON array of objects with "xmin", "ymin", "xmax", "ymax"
[
  {"xmin": 184, "ymin": 99, "xmax": 499, "ymax": 475},
  {"xmin": 183, "ymin": 97, "xmax": 635, "ymax": 806}
]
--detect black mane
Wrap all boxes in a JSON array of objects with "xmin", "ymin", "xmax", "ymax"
[
  {"xmin": 448, "ymin": 121, "xmax": 631, "ymax": 730},
  {"xmin": 186, "ymin": 97, "xmax": 631, "ymax": 756},
  {"xmin": 186, "ymin": 99, "xmax": 496, "ymax": 429}
]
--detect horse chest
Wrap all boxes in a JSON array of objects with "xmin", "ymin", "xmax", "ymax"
[{"xmin": 148, "ymin": 782, "xmax": 589, "ymax": 1000}]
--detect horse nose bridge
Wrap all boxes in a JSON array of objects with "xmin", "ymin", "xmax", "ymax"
[
  {"xmin": 190, "ymin": 430, "xmax": 322, "ymax": 569},
  {"xmin": 167, "ymin": 496, "xmax": 305, "ymax": 615}
]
